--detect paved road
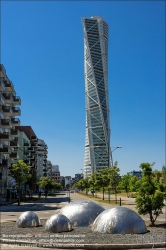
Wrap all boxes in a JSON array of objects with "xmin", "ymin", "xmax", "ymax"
[{"xmin": 1, "ymin": 191, "xmax": 166, "ymax": 222}]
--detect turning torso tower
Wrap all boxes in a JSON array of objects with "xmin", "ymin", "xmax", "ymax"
[{"xmin": 82, "ymin": 16, "xmax": 111, "ymax": 177}]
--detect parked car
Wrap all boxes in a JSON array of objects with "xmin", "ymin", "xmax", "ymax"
[{"xmin": 70, "ymin": 190, "xmax": 74, "ymax": 193}]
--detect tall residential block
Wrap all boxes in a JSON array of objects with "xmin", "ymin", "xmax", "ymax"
[
  {"xmin": 82, "ymin": 16, "xmax": 111, "ymax": 177},
  {"xmin": 0, "ymin": 64, "xmax": 21, "ymax": 190}
]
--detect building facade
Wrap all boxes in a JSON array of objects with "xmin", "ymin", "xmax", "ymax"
[
  {"xmin": 51, "ymin": 165, "xmax": 61, "ymax": 184},
  {"xmin": 82, "ymin": 16, "xmax": 111, "ymax": 177},
  {"xmin": 0, "ymin": 64, "xmax": 21, "ymax": 193}
]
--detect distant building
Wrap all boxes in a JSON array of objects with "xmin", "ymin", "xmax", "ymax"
[
  {"xmin": 51, "ymin": 165, "xmax": 61, "ymax": 183},
  {"xmin": 60, "ymin": 176, "xmax": 65, "ymax": 189},
  {"xmin": 52, "ymin": 165, "xmax": 59, "ymax": 172},
  {"xmin": 65, "ymin": 176, "xmax": 71, "ymax": 188},
  {"xmin": 128, "ymin": 170, "xmax": 142, "ymax": 179},
  {"xmin": 82, "ymin": 16, "xmax": 111, "ymax": 177}
]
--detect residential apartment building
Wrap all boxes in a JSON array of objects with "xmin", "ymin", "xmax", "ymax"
[
  {"xmin": 15, "ymin": 126, "xmax": 48, "ymax": 190},
  {"xmin": 65, "ymin": 176, "xmax": 71, "ymax": 189},
  {"xmin": 0, "ymin": 64, "xmax": 21, "ymax": 193},
  {"xmin": 52, "ymin": 165, "xmax": 61, "ymax": 184},
  {"xmin": 128, "ymin": 170, "xmax": 142, "ymax": 180},
  {"xmin": 47, "ymin": 160, "xmax": 52, "ymax": 179},
  {"xmin": 82, "ymin": 16, "xmax": 111, "ymax": 177}
]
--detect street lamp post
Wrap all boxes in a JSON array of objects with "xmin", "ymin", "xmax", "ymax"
[{"xmin": 110, "ymin": 146, "xmax": 122, "ymax": 167}]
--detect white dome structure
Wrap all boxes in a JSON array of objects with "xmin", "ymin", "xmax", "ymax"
[
  {"xmin": 45, "ymin": 214, "xmax": 72, "ymax": 233},
  {"xmin": 92, "ymin": 207, "xmax": 147, "ymax": 234},
  {"xmin": 17, "ymin": 211, "xmax": 40, "ymax": 228},
  {"xmin": 59, "ymin": 200, "xmax": 104, "ymax": 227}
]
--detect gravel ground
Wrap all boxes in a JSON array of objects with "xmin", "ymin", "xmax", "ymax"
[{"xmin": 1, "ymin": 219, "xmax": 166, "ymax": 245}]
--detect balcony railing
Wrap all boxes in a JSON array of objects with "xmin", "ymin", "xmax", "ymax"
[
  {"xmin": 0, "ymin": 80, "xmax": 5, "ymax": 92},
  {"xmin": 11, "ymin": 107, "xmax": 21, "ymax": 116},
  {"xmin": 1, "ymin": 159, "xmax": 12, "ymax": 167},
  {"xmin": 13, "ymin": 96, "xmax": 21, "ymax": 105},
  {"xmin": 31, "ymin": 135, "xmax": 37, "ymax": 141},
  {"xmin": 24, "ymin": 142, "xmax": 30, "ymax": 147},
  {"xmin": 10, "ymin": 129, "xmax": 19, "ymax": 137},
  {"xmin": 1, "ymin": 119, "xmax": 12, "ymax": 128},
  {"xmin": 11, "ymin": 118, "xmax": 20, "ymax": 126},
  {"xmin": 0, "ymin": 146, "xmax": 11, "ymax": 154},
  {"xmin": 10, "ymin": 152, "xmax": 18, "ymax": 159},
  {"xmin": 2, "ymin": 93, "xmax": 13, "ymax": 104},
  {"xmin": 2, "ymin": 106, "xmax": 13, "ymax": 116},
  {"xmin": 0, "ymin": 110, "xmax": 4, "ymax": 120},
  {"xmin": 0, "ymin": 132, "xmax": 12, "ymax": 141},
  {"xmin": 0, "ymin": 94, "xmax": 5, "ymax": 105},
  {"xmin": 5, "ymin": 80, "xmax": 14, "ymax": 92},
  {"xmin": 10, "ymin": 140, "xmax": 18, "ymax": 147}
]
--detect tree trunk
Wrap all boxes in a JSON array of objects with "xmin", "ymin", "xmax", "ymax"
[
  {"xmin": 103, "ymin": 187, "xmax": 104, "ymax": 200},
  {"xmin": 93, "ymin": 183, "xmax": 94, "ymax": 197},
  {"xmin": 150, "ymin": 212, "xmax": 155, "ymax": 225}
]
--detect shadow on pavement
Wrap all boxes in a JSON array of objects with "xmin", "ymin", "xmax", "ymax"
[{"xmin": 0, "ymin": 196, "xmax": 69, "ymax": 212}]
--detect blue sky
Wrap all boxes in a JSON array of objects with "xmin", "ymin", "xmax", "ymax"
[{"xmin": 1, "ymin": 1, "xmax": 165, "ymax": 177}]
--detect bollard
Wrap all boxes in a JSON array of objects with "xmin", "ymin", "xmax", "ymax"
[{"xmin": 120, "ymin": 197, "xmax": 121, "ymax": 206}]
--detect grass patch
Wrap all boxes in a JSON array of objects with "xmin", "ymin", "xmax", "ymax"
[{"xmin": 78, "ymin": 192, "xmax": 126, "ymax": 205}]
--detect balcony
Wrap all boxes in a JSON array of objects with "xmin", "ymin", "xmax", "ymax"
[
  {"xmin": 28, "ymin": 147, "xmax": 34, "ymax": 151},
  {"xmin": 0, "ymin": 94, "xmax": 5, "ymax": 105},
  {"xmin": 24, "ymin": 150, "xmax": 29, "ymax": 156},
  {"xmin": 11, "ymin": 107, "xmax": 21, "ymax": 116},
  {"xmin": 0, "ymin": 132, "xmax": 12, "ymax": 141},
  {"xmin": 0, "ymin": 80, "xmax": 5, "ymax": 92},
  {"xmin": 11, "ymin": 129, "xmax": 19, "ymax": 137},
  {"xmin": 31, "ymin": 135, "xmax": 37, "ymax": 142},
  {"xmin": 4, "ymin": 79, "xmax": 14, "ymax": 92},
  {"xmin": 11, "ymin": 118, "xmax": 20, "ymax": 126},
  {"xmin": 1, "ymin": 119, "xmax": 12, "ymax": 129},
  {"xmin": 37, "ymin": 148, "xmax": 44, "ymax": 152},
  {"xmin": 2, "ymin": 93, "xmax": 13, "ymax": 104},
  {"xmin": 1, "ymin": 159, "xmax": 12, "ymax": 167},
  {"xmin": 0, "ymin": 110, "xmax": 4, "ymax": 119},
  {"xmin": 23, "ymin": 159, "xmax": 30, "ymax": 165},
  {"xmin": 10, "ymin": 152, "xmax": 18, "ymax": 159},
  {"xmin": 13, "ymin": 96, "xmax": 21, "ymax": 105},
  {"xmin": 24, "ymin": 142, "xmax": 30, "ymax": 147},
  {"xmin": 0, "ymin": 145, "xmax": 11, "ymax": 154},
  {"xmin": 10, "ymin": 139, "xmax": 18, "ymax": 147},
  {"xmin": 2, "ymin": 105, "xmax": 13, "ymax": 117},
  {"xmin": 0, "ymin": 124, "xmax": 4, "ymax": 134},
  {"xmin": 36, "ymin": 143, "xmax": 45, "ymax": 148},
  {"xmin": 0, "ymin": 140, "xmax": 3, "ymax": 149}
]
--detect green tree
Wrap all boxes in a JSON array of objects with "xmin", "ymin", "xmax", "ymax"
[
  {"xmin": 107, "ymin": 162, "xmax": 120, "ymax": 203},
  {"xmin": 162, "ymin": 165, "xmax": 166, "ymax": 185},
  {"xmin": 72, "ymin": 179, "xmax": 85, "ymax": 191},
  {"xmin": 82, "ymin": 177, "xmax": 90, "ymax": 194},
  {"xmin": 38, "ymin": 176, "xmax": 56, "ymax": 191},
  {"xmin": 89, "ymin": 173, "xmax": 97, "ymax": 197},
  {"xmin": 119, "ymin": 174, "xmax": 132, "ymax": 197},
  {"xmin": 135, "ymin": 163, "xmax": 165, "ymax": 225},
  {"xmin": 95, "ymin": 169, "xmax": 109, "ymax": 200},
  {"xmin": 129, "ymin": 176, "xmax": 141, "ymax": 192},
  {"xmin": 9, "ymin": 160, "xmax": 31, "ymax": 206}
]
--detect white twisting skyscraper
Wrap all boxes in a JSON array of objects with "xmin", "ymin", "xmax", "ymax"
[{"xmin": 82, "ymin": 16, "xmax": 111, "ymax": 177}]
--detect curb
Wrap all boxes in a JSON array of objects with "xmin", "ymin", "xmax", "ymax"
[{"xmin": 1, "ymin": 239, "xmax": 166, "ymax": 249}]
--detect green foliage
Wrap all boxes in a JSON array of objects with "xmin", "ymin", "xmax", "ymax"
[
  {"xmin": 130, "ymin": 176, "xmax": 141, "ymax": 192},
  {"xmin": 9, "ymin": 160, "xmax": 32, "ymax": 206},
  {"xmin": 38, "ymin": 176, "xmax": 61, "ymax": 190},
  {"xmin": 135, "ymin": 162, "xmax": 165, "ymax": 225},
  {"xmin": 118, "ymin": 174, "xmax": 132, "ymax": 196},
  {"xmin": 107, "ymin": 162, "xmax": 120, "ymax": 202},
  {"xmin": 10, "ymin": 160, "xmax": 31, "ymax": 186}
]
